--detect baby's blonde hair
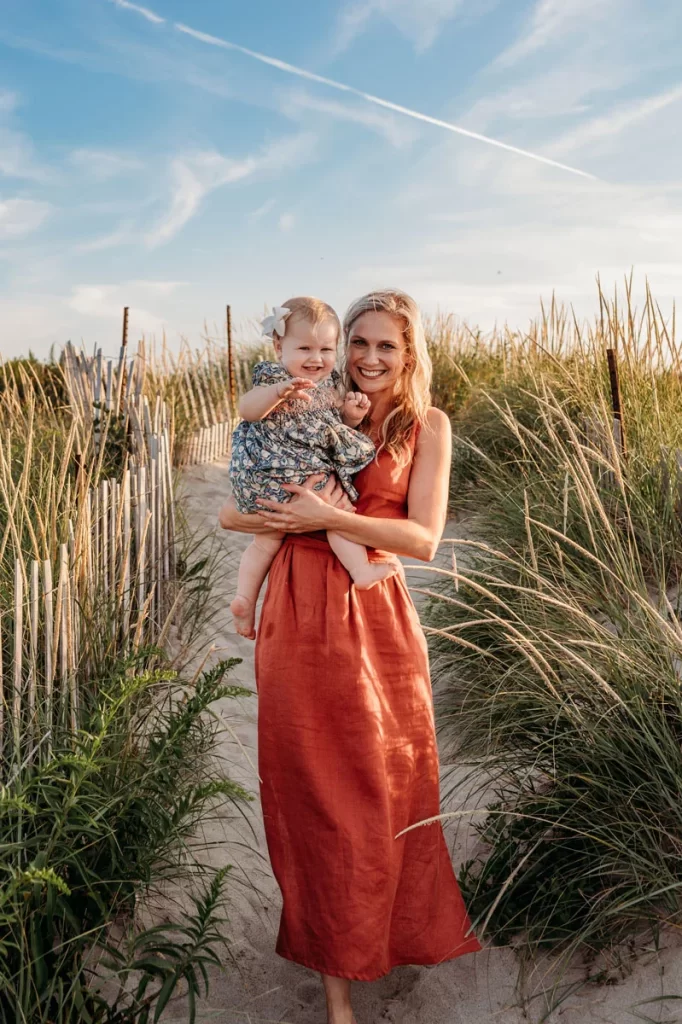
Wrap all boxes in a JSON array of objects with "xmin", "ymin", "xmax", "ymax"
[
  {"xmin": 276, "ymin": 296, "xmax": 341, "ymax": 342},
  {"xmin": 342, "ymin": 290, "xmax": 432, "ymax": 467}
]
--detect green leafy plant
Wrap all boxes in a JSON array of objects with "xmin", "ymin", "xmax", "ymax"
[{"xmin": 0, "ymin": 655, "xmax": 252, "ymax": 1024}]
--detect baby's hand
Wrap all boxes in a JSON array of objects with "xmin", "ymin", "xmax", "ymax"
[
  {"xmin": 342, "ymin": 391, "xmax": 371, "ymax": 427},
  {"xmin": 276, "ymin": 377, "xmax": 315, "ymax": 402}
]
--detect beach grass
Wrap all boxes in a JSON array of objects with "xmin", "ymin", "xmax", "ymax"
[
  {"xmin": 0, "ymin": 344, "xmax": 247, "ymax": 1022},
  {"xmin": 424, "ymin": 281, "xmax": 682, "ymax": 970}
]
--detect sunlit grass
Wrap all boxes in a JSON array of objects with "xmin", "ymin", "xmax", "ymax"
[{"xmin": 424, "ymin": 281, "xmax": 682, "ymax": 974}]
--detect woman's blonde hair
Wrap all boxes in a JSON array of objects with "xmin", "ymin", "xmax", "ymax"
[
  {"xmin": 342, "ymin": 290, "xmax": 432, "ymax": 467},
  {"xmin": 276, "ymin": 296, "xmax": 341, "ymax": 341}
]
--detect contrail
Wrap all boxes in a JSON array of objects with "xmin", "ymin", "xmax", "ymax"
[
  {"xmin": 111, "ymin": 2, "xmax": 597, "ymax": 182},
  {"xmin": 111, "ymin": 0, "xmax": 165, "ymax": 24},
  {"xmin": 174, "ymin": 22, "xmax": 598, "ymax": 181}
]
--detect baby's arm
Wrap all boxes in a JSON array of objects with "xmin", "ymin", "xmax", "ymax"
[
  {"xmin": 239, "ymin": 378, "xmax": 315, "ymax": 422},
  {"xmin": 341, "ymin": 390, "xmax": 371, "ymax": 428}
]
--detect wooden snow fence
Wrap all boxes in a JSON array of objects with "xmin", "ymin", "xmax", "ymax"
[
  {"xmin": 61, "ymin": 338, "xmax": 235, "ymax": 468},
  {"xmin": 0, "ymin": 424, "xmax": 176, "ymax": 763},
  {"xmin": 62, "ymin": 339, "xmax": 234, "ymax": 469},
  {"xmin": 0, "ymin": 336, "xmax": 236, "ymax": 767},
  {"xmin": 175, "ymin": 421, "xmax": 232, "ymax": 467}
]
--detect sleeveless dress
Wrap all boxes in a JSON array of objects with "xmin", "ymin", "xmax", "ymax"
[
  {"xmin": 229, "ymin": 361, "xmax": 376, "ymax": 513},
  {"xmin": 254, "ymin": 427, "xmax": 481, "ymax": 981}
]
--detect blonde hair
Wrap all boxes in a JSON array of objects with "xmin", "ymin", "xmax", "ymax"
[
  {"xmin": 342, "ymin": 290, "xmax": 432, "ymax": 467},
  {"xmin": 276, "ymin": 296, "xmax": 341, "ymax": 342}
]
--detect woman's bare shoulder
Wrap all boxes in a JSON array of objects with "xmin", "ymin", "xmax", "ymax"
[
  {"xmin": 426, "ymin": 406, "xmax": 450, "ymax": 429},
  {"xmin": 417, "ymin": 407, "xmax": 451, "ymax": 445}
]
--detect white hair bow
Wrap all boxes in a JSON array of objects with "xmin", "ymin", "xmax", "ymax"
[{"xmin": 261, "ymin": 306, "xmax": 291, "ymax": 339}]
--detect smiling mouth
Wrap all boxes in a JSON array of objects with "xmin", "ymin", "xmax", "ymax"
[{"xmin": 357, "ymin": 368, "xmax": 385, "ymax": 378}]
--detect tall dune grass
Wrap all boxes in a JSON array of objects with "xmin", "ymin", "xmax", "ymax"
[
  {"xmin": 424, "ymin": 283, "xmax": 682, "ymax": 971},
  {"xmin": 0, "ymin": 343, "xmax": 246, "ymax": 1022}
]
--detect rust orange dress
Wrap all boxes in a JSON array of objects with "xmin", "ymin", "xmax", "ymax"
[{"xmin": 254, "ymin": 428, "xmax": 481, "ymax": 981}]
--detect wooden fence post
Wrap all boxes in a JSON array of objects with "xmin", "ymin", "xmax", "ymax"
[
  {"xmin": 226, "ymin": 304, "xmax": 236, "ymax": 418},
  {"xmin": 116, "ymin": 307, "xmax": 130, "ymax": 415},
  {"xmin": 606, "ymin": 347, "xmax": 627, "ymax": 458}
]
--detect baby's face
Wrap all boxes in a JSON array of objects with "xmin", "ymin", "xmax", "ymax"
[{"xmin": 275, "ymin": 318, "xmax": 338, "ymax": 383}]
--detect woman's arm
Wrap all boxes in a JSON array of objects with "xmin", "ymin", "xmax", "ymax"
[
  {"xmin": 239, "ymin": 377, "xmax": 314, "ymax": 422},
  {"xmin": 218, "ymin": 475, "xmax": 356, "ymax": 533},
  {"xmin": 218, "ymin": 497, "xmax": 270, "ymax": 533},
  {"xmin": 256, "ymin": 408, "xmax": 452, "ymax": 562}
]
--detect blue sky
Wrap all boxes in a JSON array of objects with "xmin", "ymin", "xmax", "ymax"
[{"xmin": 1, "ymin": 0, "xmax": 681, "ymax": 357}]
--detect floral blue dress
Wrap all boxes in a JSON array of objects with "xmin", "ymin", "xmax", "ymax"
[{"xmin": 229, "ymin": 361, "xmax": 376, "ymax": 514}]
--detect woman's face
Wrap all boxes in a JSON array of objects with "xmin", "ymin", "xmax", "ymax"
[{"xmin": 346, "ymin": 311, "xmax": 408, "ymax": 397}]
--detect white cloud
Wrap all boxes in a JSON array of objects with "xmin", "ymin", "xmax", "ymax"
[
  {"xmin": 133, "ymin": 280, "xmax": 187, "ymax": 294},
  {"xmin": 385, "ymin": 128, "xmax": 682, "ymax": 325},
  {"xmin": 0, "ymin": 92, "xmax": 49, "ymax": 182},
  {"xmin": 282, "ymin": 89, "xmax": 417, "ymax": 148},
  {"xmin": 278, "ymin": 213, "xmax": 295, "ymax": 232},
  {"xmin": 0, "ymin": 198, "xmax": 50, "ymax": 239},
  {"xmin": 369, "ymin": 1, "xmax": 682, "ymax": 330},
  {"xmin": 77, "ymin": 220, "xmax": 135, "ymax": 252},
  {"xmin": 0, "ymin": 91, "xmax": 19, "ymax": 115},
  {"xmin": 250, "ymin": 198, "xmax": 276, "ymax": 219},
  {"xmin": 548, "ymin": 83, "xmax": 682, "ymax": 157},
  {"xmin": 3, "ymin": 0, "xmax": 682, "ymax": 353},
  {"xmin": 175, "ymin": 20, "xmax": 594, "ymax": 181},
  {"xmin": 146, "ymin": 154, "xmax": 258, "ymax": 248},
  {"xmin": 0, "ymin": 295, "xmax": 71, "ymax": 355},
  {"xmin": 494, "ymin": 0, "xmax": 619, "ymax": 68},
  {"xmin": 0, "ymin": 136, "xmax": 41, "ymax": 180},
  {"xmin": 438, "ymin": 0, "xmax": 681, "ymax": 194},
  {"xmin": 459, "ymin": 65, "xmax": 626, "ymax": 136},
  {"xmin": 146, "ymin": 133, "xmax": 316, "ymax": 247},
  {"xmin": 110, "ymin": 0, "xmax": 165, "ymax": 25},
  {"xmin": 69, "ymin": 149, "xmax": 144, "ymax": 180},
  {"xmin": 67, "ymin": 281, "xmax": 170, "ymax": 334},
  {"xmin": 333, "ymin": 0, "xmax": 476, "ymax": 53},
  {"xmin": 68, "ymin": 285, "xmax": 119, "ymax": 317}
]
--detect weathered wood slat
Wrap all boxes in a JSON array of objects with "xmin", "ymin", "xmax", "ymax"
[
  {"xmin": 43, "ymin": 558, "xmax": 54, "ymax": 743},
  {"xmin": 3, "ymin": 325, "xmax": 237, "ymax": 768},
  {"xmin": 13, "ymin": 558, "xmax": 23, "ymax": 755},
  {"xmin": 28, "ymin": 560, "xmax": 39, "ymax": 727},
  {"xmin": 0, "ymin": 614, "xmax": 4, "ymax": 757}
]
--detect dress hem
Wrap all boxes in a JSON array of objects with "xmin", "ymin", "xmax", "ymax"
[{"xmin": 275, "ymin": 936, "xmax": 482, "ymax": 982}]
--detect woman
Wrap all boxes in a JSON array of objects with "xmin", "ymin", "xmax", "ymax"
[{"xmin": 219, "ymin": 290, "xmax": 481, "ymax": 1024}]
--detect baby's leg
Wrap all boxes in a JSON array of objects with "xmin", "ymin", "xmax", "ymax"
[
  {"xmin": 327, "ymin": 532, "xmax": 400, "ymax": 591},
  {"xmin": 231, "ymin": 531, "xmax": 284, "ymax": 639}
]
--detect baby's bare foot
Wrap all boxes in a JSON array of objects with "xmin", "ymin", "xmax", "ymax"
[
  {"xmin": 351, "ymin": 561, "xmax": 400, "ymax": 591},
  {"xmin": 230, "ymin": 595, "xmax": 256, "ymax": 639}
]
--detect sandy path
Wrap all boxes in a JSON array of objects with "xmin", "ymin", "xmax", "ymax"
[{"xmin": 170, "ymin": 459, "xmax": 682, "ymax": 1024}]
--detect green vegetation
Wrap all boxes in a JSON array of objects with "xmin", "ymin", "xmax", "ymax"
[
  {"xmin": 0, "ymin": 655, "xmax": 251, "ymax": 1023},
  {"xmin": 0, "ymin": 348, "xmax": 248, "ymax": 1022},
  {"xmin": 424, "ymin": 283, "xmax": 682, "ymax": 968}
]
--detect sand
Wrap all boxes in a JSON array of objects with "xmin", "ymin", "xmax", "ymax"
[{"xmin": 166, "ymin": 458, "xmax": 682, "ymax": 1024}]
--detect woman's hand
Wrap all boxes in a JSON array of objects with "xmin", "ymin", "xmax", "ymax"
[
  {"xmin": 219, "ymin": 476, "xmax": 354, "ymax": 534},
  {"xmin": 257, "ymin": 475, "xmax": 353, "ymax": 532},
  {"xmin": 310, "ymin": 474, "xmax": 355, "ymax": 512}
]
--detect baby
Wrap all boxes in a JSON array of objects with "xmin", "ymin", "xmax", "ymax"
[{"xmin": 229, "ymin": 296, "xmax": 398, "ymax": 638}]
